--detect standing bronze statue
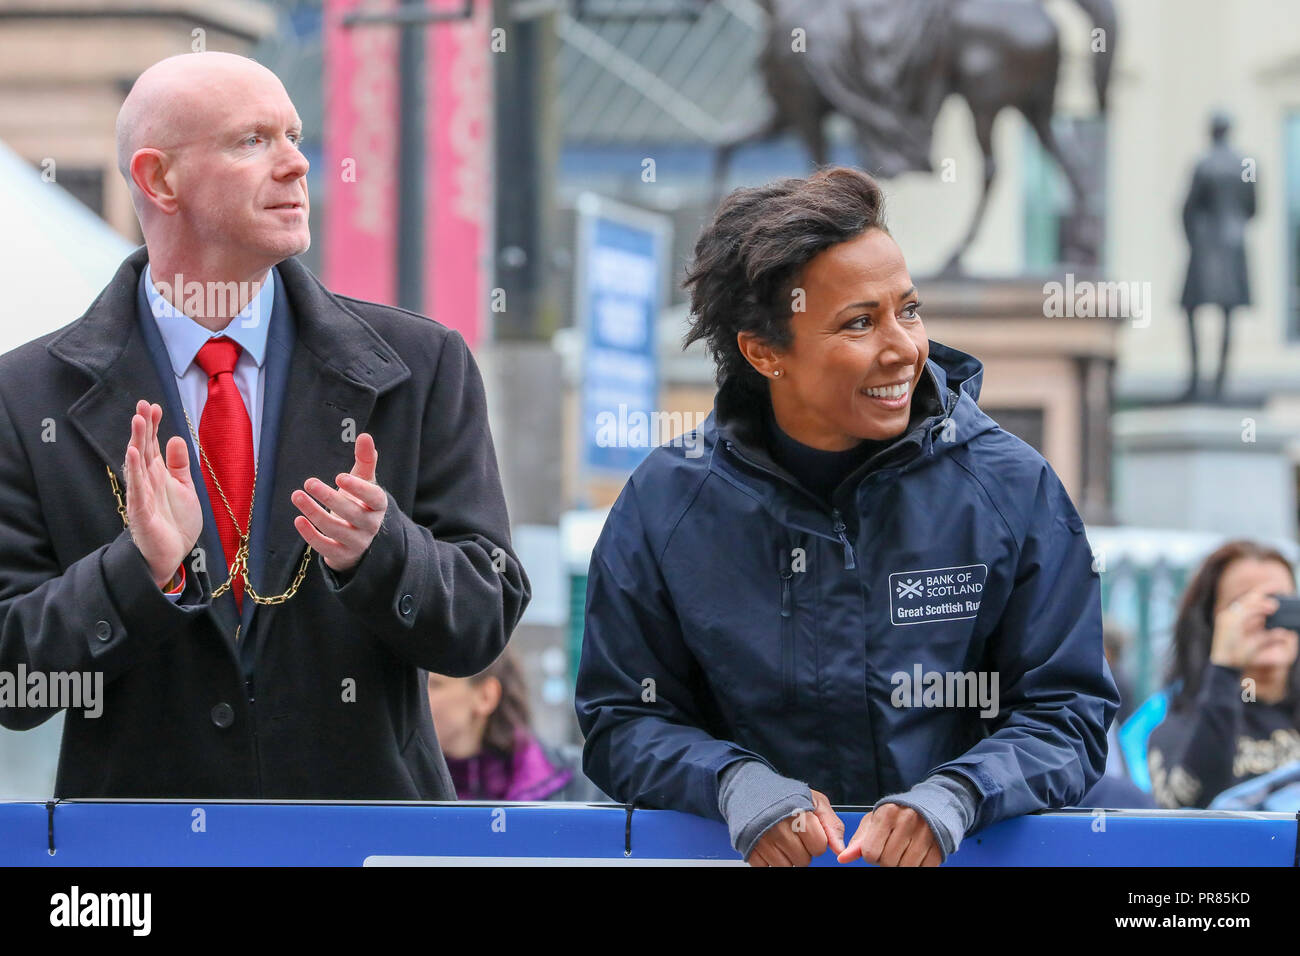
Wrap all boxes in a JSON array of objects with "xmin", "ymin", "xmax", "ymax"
[
  {"xmin": 1179, "ymin": 112, "xmax": 1256, "ymax": 401},
  {"xmin": 714, "ymin": 0, "xmax": 1116, "ymax": 273}
]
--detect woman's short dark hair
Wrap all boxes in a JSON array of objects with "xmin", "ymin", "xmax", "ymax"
[
  {"xmin": 683, "ymin": 165, "xmax": 890, "ymax": 392},
  {"xmin": 1165, "ymin": 539, "xmax": 1300, "ymax": 718}
]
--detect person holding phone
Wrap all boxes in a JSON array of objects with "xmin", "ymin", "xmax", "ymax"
[{"xmin": 1148, "ymin": 540, "xmax": 1300, "ymax": 808}]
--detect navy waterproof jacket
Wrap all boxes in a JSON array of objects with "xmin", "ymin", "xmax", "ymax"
[{"xmin": 575, "ymin": 341, "xmax": 1119, "ymax": 835}]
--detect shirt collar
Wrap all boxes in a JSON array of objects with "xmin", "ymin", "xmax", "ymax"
[{"xmin": 143, "ymin": 263, "xmax": 274, "ymax": 379}]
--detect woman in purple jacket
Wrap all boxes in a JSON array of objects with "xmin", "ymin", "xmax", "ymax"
[{"xmin": 428, "ymin": 651, "xmax": 605, "ymax": 802}]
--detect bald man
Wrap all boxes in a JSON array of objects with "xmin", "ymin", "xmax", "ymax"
[{"xmin": 0, "ymin": 53, "xmax": 530, "ymax": 799}]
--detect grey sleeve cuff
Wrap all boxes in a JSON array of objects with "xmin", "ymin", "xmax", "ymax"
[
  {"xmin": 717, "ymin": 759, "xmax": 814, "ymax": 860},
  {"xmin": 875, "ymin": 771, "xmax": 980, "ymax": 861}
]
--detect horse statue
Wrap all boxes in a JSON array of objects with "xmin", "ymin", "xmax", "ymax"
[{"xmin": 713, "ymin": 0, "xmax": 1117, "ymax": 274}]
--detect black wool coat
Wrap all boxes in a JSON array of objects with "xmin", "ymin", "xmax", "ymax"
[{"xmin": 0, "ymin": 247, "xmax": 530, "ymax": 799}]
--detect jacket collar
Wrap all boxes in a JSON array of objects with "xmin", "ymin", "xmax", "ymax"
[
  {"xmin": 712, "ymin": 355, "xmax": 951, "ymax": 506},
  {"xmin": 49, "ymin": 246, "xmax": 411, "ymax": 639}
]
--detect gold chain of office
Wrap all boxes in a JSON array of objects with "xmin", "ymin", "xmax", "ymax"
[{"xmin": 106, "ymin": 408, "xmax": 313, "ymax": 604}]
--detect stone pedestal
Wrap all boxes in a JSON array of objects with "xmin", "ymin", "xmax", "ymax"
[
  {"xmin": 918, "ymin": 276, "xmax": 1122, "ymax": 525},
  {"xmin": 1113, "ymin": 404, "xmax": 1297, "ymax": 540}
]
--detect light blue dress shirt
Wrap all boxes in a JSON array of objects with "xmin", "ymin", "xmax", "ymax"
[{"xmin": 144, "ymin": 264, "xmax": 274, "ymax": 599}]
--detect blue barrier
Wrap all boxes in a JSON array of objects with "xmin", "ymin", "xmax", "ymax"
[{"xmin": 0, "ymin": 802, "xmax": 1295, "ymax": 865}]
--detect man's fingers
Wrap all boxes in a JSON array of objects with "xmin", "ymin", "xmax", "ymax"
[
  {"xmin": 126, "ymin": 444, "xmax": 151, "ymax": 515},
  {"xmin": 920, "ymin": 845, "xmax": 943, "ymax": 867},
  {"xmin": 128, "ymin": 409, "xmax": 144, "ymax": 470},
  {"xmin": 150, "ymin": 403, "xmax": 163, "ymax": 463},
  {"xmin": 351, "ymin": 432, "xmax": 378, "ymax": 483},
  {"xmin": 747, "ymin": 847, "xmax": 770, "ymax": 868},
  {"xmin": 294, "ymin": 483, "xmax": 377, "ymax": 546},
  {"xmin": 292, "ymin": 494, "xmax": 360, "ymax": 548},
  {"xmin": 129, "ymin": 405, "xmax": 155, "ymax": 479},
  {"xmin": 293, "ymin": 514, "xmax": 344, "ymax": 564},
  {"xmin": 336, "ymin": 473, "xmax": 386, "ymax": 511},
  {"xmin": 135, "ymin": 403, "xmax": 153, "ymax": 465},
  {"xmin": 165, "ymin": 436, "xmax": 192, "ymax": 486}
]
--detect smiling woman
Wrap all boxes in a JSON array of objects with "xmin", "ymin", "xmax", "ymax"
[{"xmin": 575, "ymin": 165, "xmax": 1118, "ymax": 869}]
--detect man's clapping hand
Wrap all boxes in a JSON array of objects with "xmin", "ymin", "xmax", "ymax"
[
  {"xmin": 291, "ymin": 432, "xmax": 388, "ymax": 575},
  {"xmin": 123, "ymin": 400, "xmax": 203, "ymax": 588}
]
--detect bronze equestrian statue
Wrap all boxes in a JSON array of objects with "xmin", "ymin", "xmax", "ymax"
[{"xmin": 713, "ymin": 0, "xmax": 1117, "ymax": 274}]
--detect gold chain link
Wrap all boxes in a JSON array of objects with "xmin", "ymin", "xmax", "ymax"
[{"xmin": 107, "ymin": 406, "xmax": 313, "ymax": 605}]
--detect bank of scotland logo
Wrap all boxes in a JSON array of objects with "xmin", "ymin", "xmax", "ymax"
[
  {"xmin": 889, "ymin": 564, "xmax": 988, "ymax": 626},
  {"xmin": 896, "ymin": 578, "xmax": 924, "ymax": 600}
]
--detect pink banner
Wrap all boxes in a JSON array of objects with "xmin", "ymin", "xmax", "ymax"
[
  {"xmin": 323, "ymin": 0, "xmax": 399, "ymax": 306},
  {"xmin": 423, "ymin": 0, "xmax": 490, "ymax": 347}
]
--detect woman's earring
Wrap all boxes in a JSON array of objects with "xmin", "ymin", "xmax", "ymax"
[{"xmin": 773, "ymin": 369, "xmax": 783, "ymax": 378}]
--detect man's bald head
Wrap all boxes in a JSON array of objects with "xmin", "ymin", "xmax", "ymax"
[
  {"xmin": 114, "ymin": 51, "xmax": 310, "ymax": 283},
  {"xmin": 115, "ymin": 52, "xmax": 286, "ymax": 182}
]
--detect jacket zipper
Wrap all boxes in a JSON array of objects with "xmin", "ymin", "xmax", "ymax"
[
  {"xmin": 724, "ymin": 440, "xmax": 858, "ymax": 570},
  {"xmin": 779, "ymin": 551, "xmax": 796, "ymax": 707},
  {"xmin": 830, "ymin": 508, "xmax": 856, "ymax": 570}
]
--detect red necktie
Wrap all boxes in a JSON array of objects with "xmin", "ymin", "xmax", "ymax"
[{"xmin": 195, "ymin": 337, "xmax": 254, "ymax": 613}]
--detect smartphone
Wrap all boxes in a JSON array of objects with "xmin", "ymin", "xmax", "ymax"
[{"xmin": 1264, "ymin": 596, "xmax": 1300, "ymax": 633}]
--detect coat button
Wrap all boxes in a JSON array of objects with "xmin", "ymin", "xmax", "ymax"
[
  {"xmin": 210, "ymin": 703, "xmax": 234, "ymax": 729},
  {"xmin": 399, "ymin": 594, "xmax": 414, "ymax": 616},
  {"xmin": 94, "ymin": 620, "xmax": 112, "ymax": 642}
]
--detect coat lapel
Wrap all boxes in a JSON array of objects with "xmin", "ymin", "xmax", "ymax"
[
  {"xmin": 48, "ymin": 247, "xmax": 412, "ymax": 657},
  {"xmin": 247, "ymin": 256, "xmax": 411, "ymax": 642}
]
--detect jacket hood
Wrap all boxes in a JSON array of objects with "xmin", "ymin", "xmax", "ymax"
[{"xmin": 925, "ymin": 338, "xmax": 985, "ymax": 405}]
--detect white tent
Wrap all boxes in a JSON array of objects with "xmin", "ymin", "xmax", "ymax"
[
  {"xmin": 0, "ymin": 138, "xmax": 134, "ymax": 354},
  {"xmin": 0, "ymin": 139, "xmax": 134, "ymax": 797}
]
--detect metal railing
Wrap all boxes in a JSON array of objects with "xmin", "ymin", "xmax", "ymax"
[{"xmin": 1, "ymin": 801, "xmax": 1292, "ymax": 865}]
